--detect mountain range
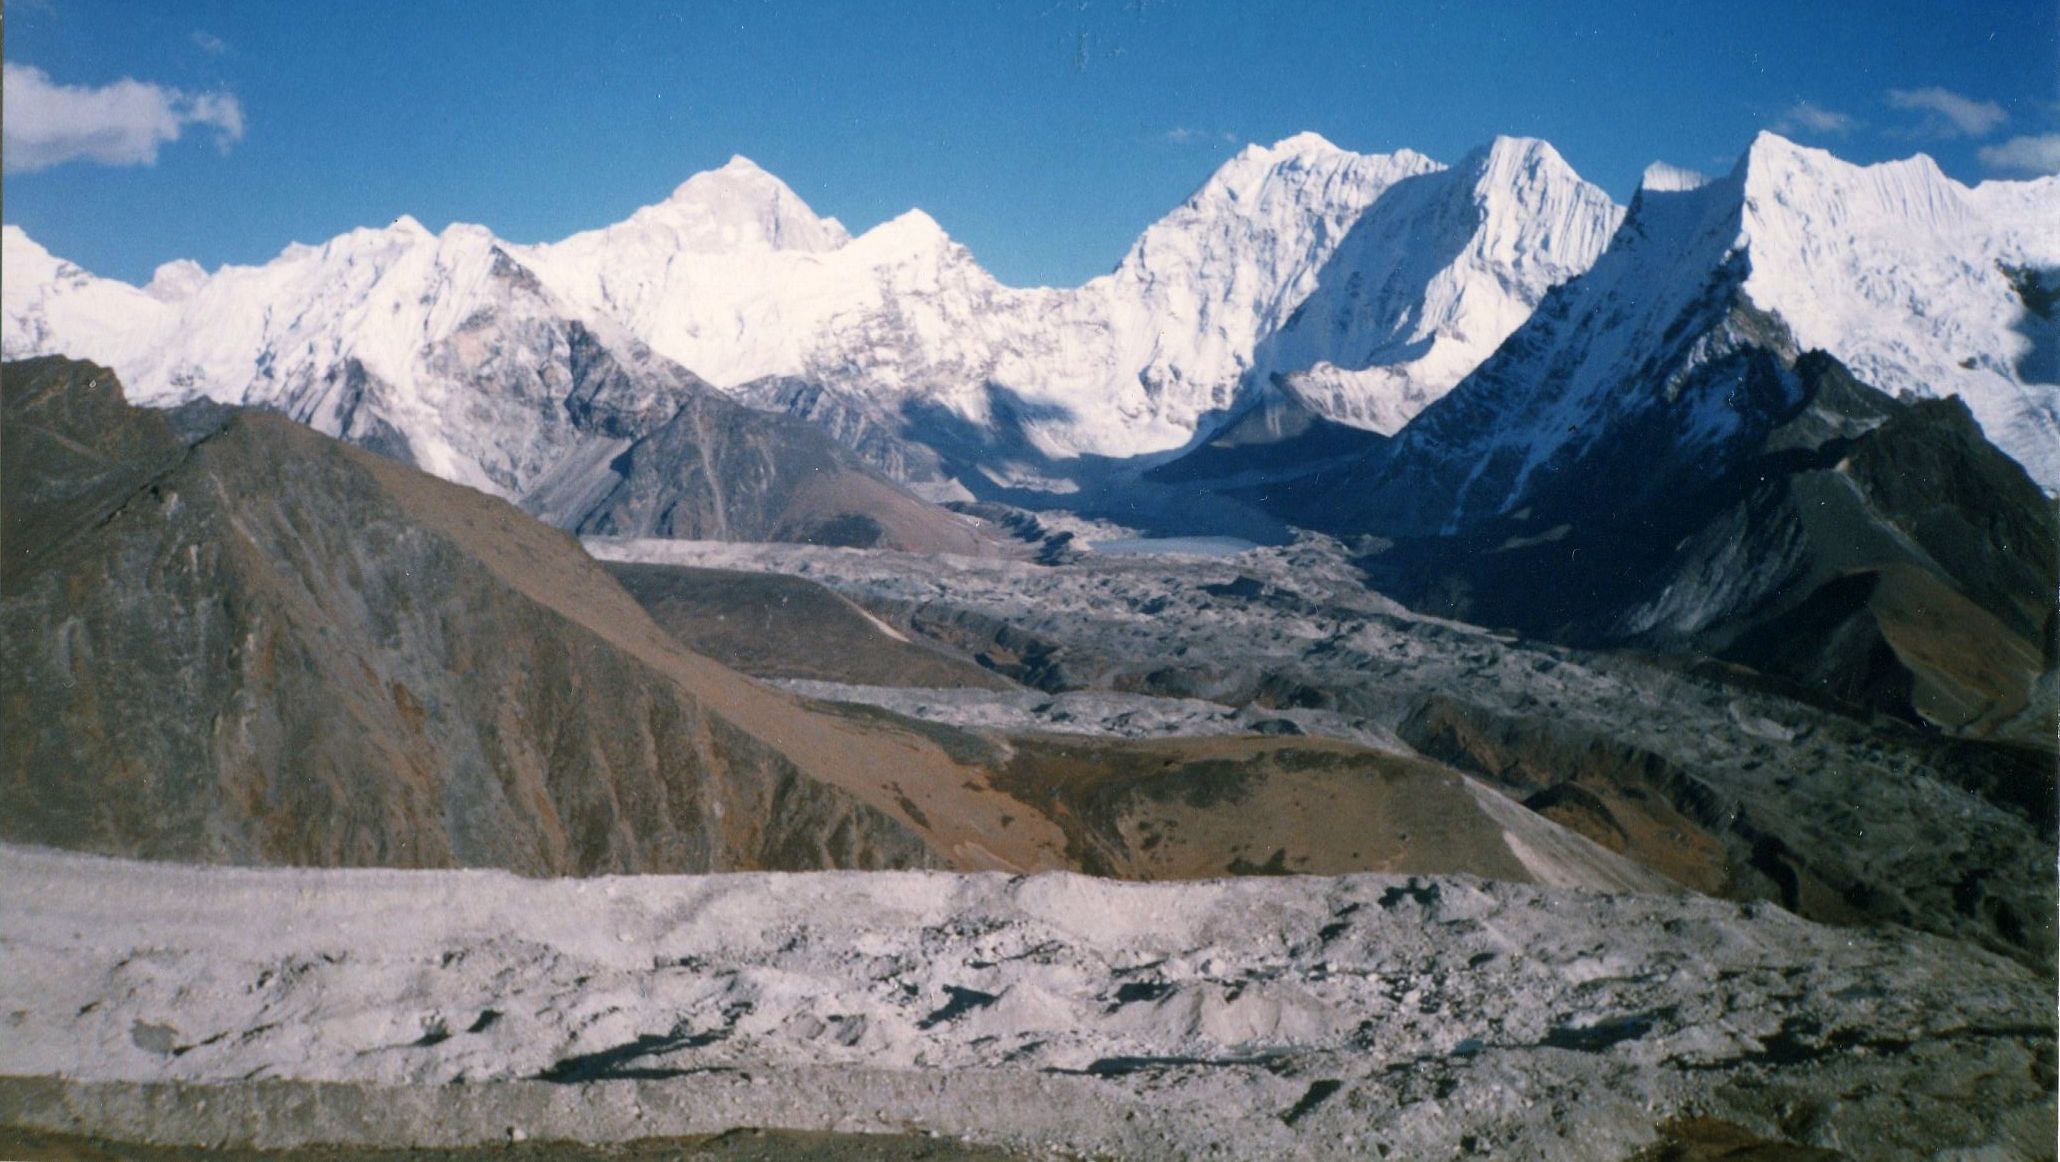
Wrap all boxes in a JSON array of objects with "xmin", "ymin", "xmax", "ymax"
[
  {"xmin": 5, "ymin": 123, "xmax": 2058, "ymax": 1161},
  {"xmin": 12, "ymin": 131, "xmax": 2051, "ymax": 510},
  {"xmin": 4, "ymin": 130, "xmax": 2056, "ymax": 741}
]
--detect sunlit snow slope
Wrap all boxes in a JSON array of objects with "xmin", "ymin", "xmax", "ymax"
[{"xmin": 4, "ymin": 133, "xmax": 2052, "ymax": 494}]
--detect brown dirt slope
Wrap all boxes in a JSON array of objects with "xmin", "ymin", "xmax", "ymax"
[{"xmin": 604, "ymin": 561, "xmax": 1010, "ymax": 689}]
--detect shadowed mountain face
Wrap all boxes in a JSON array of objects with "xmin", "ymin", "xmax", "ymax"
[
  {"xmin": 3, "ymin": 356, "xmax": 1661, "ymax": 892},
  {"xmin": 566, "ymin": 387, "xmax": 993, "ymax": 554},
  {"xmin": 1625, "ymin": 385, "xmax": 2058, "ymax": 743},
  {"xmin": 1165, "ymin": 165, "xmax": 2055, "ymax": 747},
  {"xmin": 0, "ymin": 357, "xmax": 944, "ymax": 874},
  {"xmin": 1353, "ymin": 352, "xmax": 2059, "ymax": 746}
]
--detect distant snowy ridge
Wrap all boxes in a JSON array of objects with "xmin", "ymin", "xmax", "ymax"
[
  {"xmin": 1, "ymin": 133, "xmax": 1612, "ymax": 487},
  {"xmin": 520, "ymin": 133, "xmax": 1455, "ymax": 465},
  {"xmin": 5, "ymin": 132, "xmax": 2053, "ymax": 498}
]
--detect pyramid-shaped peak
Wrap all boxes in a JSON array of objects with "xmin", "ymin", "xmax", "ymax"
[
  {"xmin": 666, "ymin": 155, "xmax": 796, "ymax": 203},
  {"xmin": 1478, "ymin": 135, "xmax": 1562, "ymax": 164},
  {"xmin": 1742, "ymin": 130, "xmax": 1828, "ymax": 169},
  {"xmin": 1268, "ymin": 131, "xmax": 1343, "ymax": 155},
  {"xmin": 1464, "ymin": 136, "xmax": 1579, "ymax": 184},
  {"xmin": 852, "ymin": 207, "xmax": 955, "ymax": 257},
  {"xmin": 656, "ymin": 156, "xmax": 849, "ymax": 252},
  {"xmin": 881, "ymin": 207, "xmax": 945, "ymax": 236}
]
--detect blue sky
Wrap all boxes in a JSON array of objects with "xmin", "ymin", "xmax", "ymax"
[{"xmin": 3, "ymin": 0, "xmax": 2054, "ymax": 288}]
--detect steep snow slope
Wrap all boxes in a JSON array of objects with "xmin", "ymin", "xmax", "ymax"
[
  {"xmin": 1248, "ymin": 137, "xmax": 1623, "ymax": 434},
  {"xmin": 1080, "ymin": 133, "xmax": 1443, "ymax": 442},
  {"xmin": 5, "ymin": 133, "xmax": 2047, "ymax": 494},
  {"xmin": 1, "ymin": 225, "xmax": 173, "ymax": 368},
  {"xmin": 1289, "ymin": 133, "xmax": 2060, "ymax": 542},
  {"xmin": 10, "ymin": 215, "xmax": 672, "ymax": 497},
  {"xmin": 1735, "ymin": 134, "xmax": 2060, "ymax": 485},
  {"xmin": 1297, "ymin": 148, "xmax": 1768, "ymax": 536}
]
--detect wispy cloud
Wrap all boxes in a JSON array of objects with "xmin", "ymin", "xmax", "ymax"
[
  {"xmin": 2, "ymin": 62, "xmax": 245, "ymax": 174},
  {"xmin": 1978, "ymin": 133, "xmax": 2060, "ymax": 176},
  {"xmin": 1772, "ymin": 101, "xmax": 1856, "ymax": 137},
  {"xmin": 1164, "ymin": 126, "xmax": 1238, "ymax": 146},
  {"xmin": 1885, "ymin": 87, "xmax": 2007, "ymax": 138},
  {"xmin": 190, "ymin": 30, "xmax": 231, "ymax": 57}
]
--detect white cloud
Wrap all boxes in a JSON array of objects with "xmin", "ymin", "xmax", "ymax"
[
  {"xmin": 1978, "ymin": 133, "xmax": 2060, "ymax": 176},
  {"xmin": 1885, "ymin": 87, "xmax": 2008, "ymax": 137},
  {"xmin": 190, "ymin": 30, "xmax": 230, "ymax": 56},
  {"xmin": 1773, "ymin": 101, "xmax": 1856, "ymax": 136},
  {"xmin": 2, "ymin": 62, "xmax": 245, "ymax": 174},
  {"xmin": 1165, "ymin": 127, "xmax": 1203, "ymax": 144}
]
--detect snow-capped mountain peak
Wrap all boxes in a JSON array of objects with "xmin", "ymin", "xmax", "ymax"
[
  {"xmin": 8, "ymin": 130, "xmax": 2047, "ymax": 504},
  {"xmin": 644, "ymin": 155, "xmax": 851, "ymax": 253},
  {"xmin": 1471, "ymin": 134, "xmax": 1566, "ymax": 181},
  {"xmin": 856, "ymin": 207, "xmax": 951, "ymax": 250},
  {"xmin": 3, "ymin": 225, "xmax": 174, "ymax": 368},
  {"xmin": 144, "ymin": 259, "xmax": 210, "ymax": 303},
  {"xmin": 1268, "ymin": 129, "xmax": 1344, "ymax": 155},
  {"xmin": 1249, "ymin": 134, "xmax": 1624, "ymax": 435},
  {"xmin": 1728, "ymin": 132, "xmax": 2058, "ymax": 484}
]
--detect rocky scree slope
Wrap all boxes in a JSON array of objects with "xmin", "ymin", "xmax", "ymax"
[{"xmin": 1354, "ymin": 347, "xmax": 2059, "ymax": 748}]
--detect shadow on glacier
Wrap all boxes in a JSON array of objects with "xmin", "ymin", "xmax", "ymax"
[{"xmin": 900, "ymin": 384, "xmax": 1298, "ymax": 544}]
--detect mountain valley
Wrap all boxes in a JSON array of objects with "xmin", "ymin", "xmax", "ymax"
[{"xmin": 2, "ymin": 120, "xmax": 2055, "ymax": 1160}]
